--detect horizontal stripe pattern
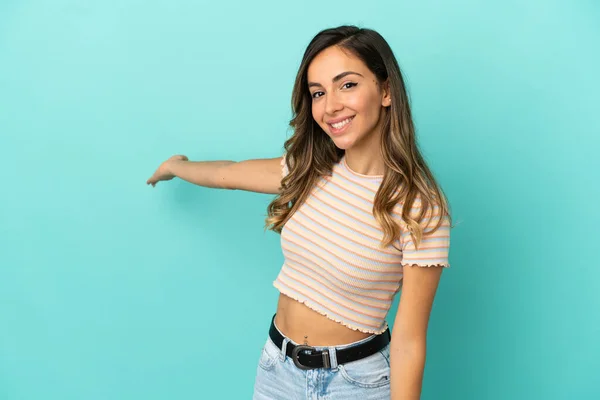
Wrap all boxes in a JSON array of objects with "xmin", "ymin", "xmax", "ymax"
[{"xmin": 274, "ymin": 154, "xmax": 451, "ymax": 333}]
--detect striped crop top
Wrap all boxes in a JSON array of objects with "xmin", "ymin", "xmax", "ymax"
[{"xmin": 273, "ymin": 153, "xmax": 451, "ymax": 334}]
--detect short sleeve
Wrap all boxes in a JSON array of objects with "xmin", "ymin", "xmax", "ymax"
[
  {"xmin": 281, "ymin": 153, "xmax": 289, "ymax": 178},
  {"xmin": 400, "ymin": 204, "xmax": 451, "ymax": 268}
]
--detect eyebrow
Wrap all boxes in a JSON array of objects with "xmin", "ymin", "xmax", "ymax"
[{"xmin": 308, "ymin": 71, "xmax": 364, "ymax": 88}]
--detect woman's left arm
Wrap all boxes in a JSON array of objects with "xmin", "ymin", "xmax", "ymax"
[{"xmin": 389, "ymin": 264, "xmax": 444, "ymax": 400}]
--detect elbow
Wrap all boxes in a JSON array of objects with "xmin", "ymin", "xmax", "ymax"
[
  {"xmin": 390, "ymin": 337, "xmax": 426, "ymax": 358},
  {"xmin": 216, "ymin": 163, "xmax": 237, "ymax": 190}
]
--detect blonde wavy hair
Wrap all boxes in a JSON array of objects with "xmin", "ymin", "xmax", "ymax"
[{"xmin": 265, "ymin": 25, "xmax": 452, "ymax": 251}]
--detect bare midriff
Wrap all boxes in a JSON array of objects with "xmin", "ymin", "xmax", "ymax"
[{"xmin": 274, "ymin": 293, "xmax": 372, "ymax": 347}]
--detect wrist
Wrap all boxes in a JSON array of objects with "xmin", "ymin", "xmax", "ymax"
[{"xmin": 166, "ymin": 159, "xmax": 185, "ymax": 177}]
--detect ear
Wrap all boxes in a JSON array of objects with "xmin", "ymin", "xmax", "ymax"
[{"xmin": 381, "ymin": 79, "xmax": 391, "ymax": 108}]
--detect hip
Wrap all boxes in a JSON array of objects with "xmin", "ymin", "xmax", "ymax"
[{"xmin": 253, "ymin": 314, "xmax": 391, "ymax": 400}]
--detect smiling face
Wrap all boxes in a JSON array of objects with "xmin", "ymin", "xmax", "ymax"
[{"xmin": 307, "ymin": 45, "xmax": 391, "ymax": 152}]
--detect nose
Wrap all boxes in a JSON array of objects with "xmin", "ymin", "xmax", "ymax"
[{"xmin": 324, "ymin": 91, "xmax": 343, "ymax": 115}]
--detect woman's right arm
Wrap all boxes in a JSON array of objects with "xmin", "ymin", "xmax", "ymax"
[{"xmin": 146, "ymin": 155, "xmax": 284, "ymax": 195}]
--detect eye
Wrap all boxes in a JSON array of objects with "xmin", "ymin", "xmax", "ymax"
[{"xmin": 311, "ymin": 82, "xmax": 357, "ymax": 99}]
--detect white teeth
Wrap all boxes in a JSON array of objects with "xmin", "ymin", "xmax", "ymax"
[{"xmin": 331, "ymin": 117, "xmax": 353, "ymax": 129}]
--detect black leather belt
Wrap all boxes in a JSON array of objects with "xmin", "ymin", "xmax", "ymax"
[{"xmin": 268, "ymin": 314, "xmax": 391, "ymax": 370}]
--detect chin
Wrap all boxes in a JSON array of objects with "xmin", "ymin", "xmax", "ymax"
[
  {"xmin": 330, "ymin": 132, "xmax": 361, "ymax": 148},
  {"xmin": 331, "ymin": 138, "xmax": 355, "ymax": 151}
]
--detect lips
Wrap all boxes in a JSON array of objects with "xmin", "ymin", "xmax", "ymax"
[
  {"xmin": 326, "ymin": 115, "xmax": 355, "ymax": 125},
  {"xmin": 327, "ymin": 116, "xmax": 355, "ymax": 135}
]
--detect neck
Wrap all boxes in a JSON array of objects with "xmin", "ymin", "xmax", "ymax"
[
  {"xmin": 345, "ymin": 134, "xmax": 385, "ymax": 175},
  {"xmin": 344, "ymin": 121, "xmax": 385, "ymax": 176}
]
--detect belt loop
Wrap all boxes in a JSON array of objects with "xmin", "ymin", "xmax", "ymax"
[
  {"xmin": 327, "ymin": 346, "xmax": 338, "ymax": 370},
  {"xmin": 281, "ymin": 338, "xmax": 290, "ymax": 361}
]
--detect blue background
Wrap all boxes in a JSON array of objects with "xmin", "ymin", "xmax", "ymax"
[{"xmin": 1, "ymin": 0, "xmax": 598, "ymax": 399}]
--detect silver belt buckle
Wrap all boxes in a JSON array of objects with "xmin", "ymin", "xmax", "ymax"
[{"xmin": 291, "ymin": 345, "xmax": 331, "ymax": 370}]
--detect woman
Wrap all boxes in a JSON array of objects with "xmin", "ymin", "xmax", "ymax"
[{"xmin": 147, "ymin": 25, "xmax": 452, "ymax": 400}]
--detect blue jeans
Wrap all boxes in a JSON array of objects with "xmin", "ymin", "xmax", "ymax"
[{"xmin": 253, "ymin": 322, "xmax": 391, "ymax": 399}]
